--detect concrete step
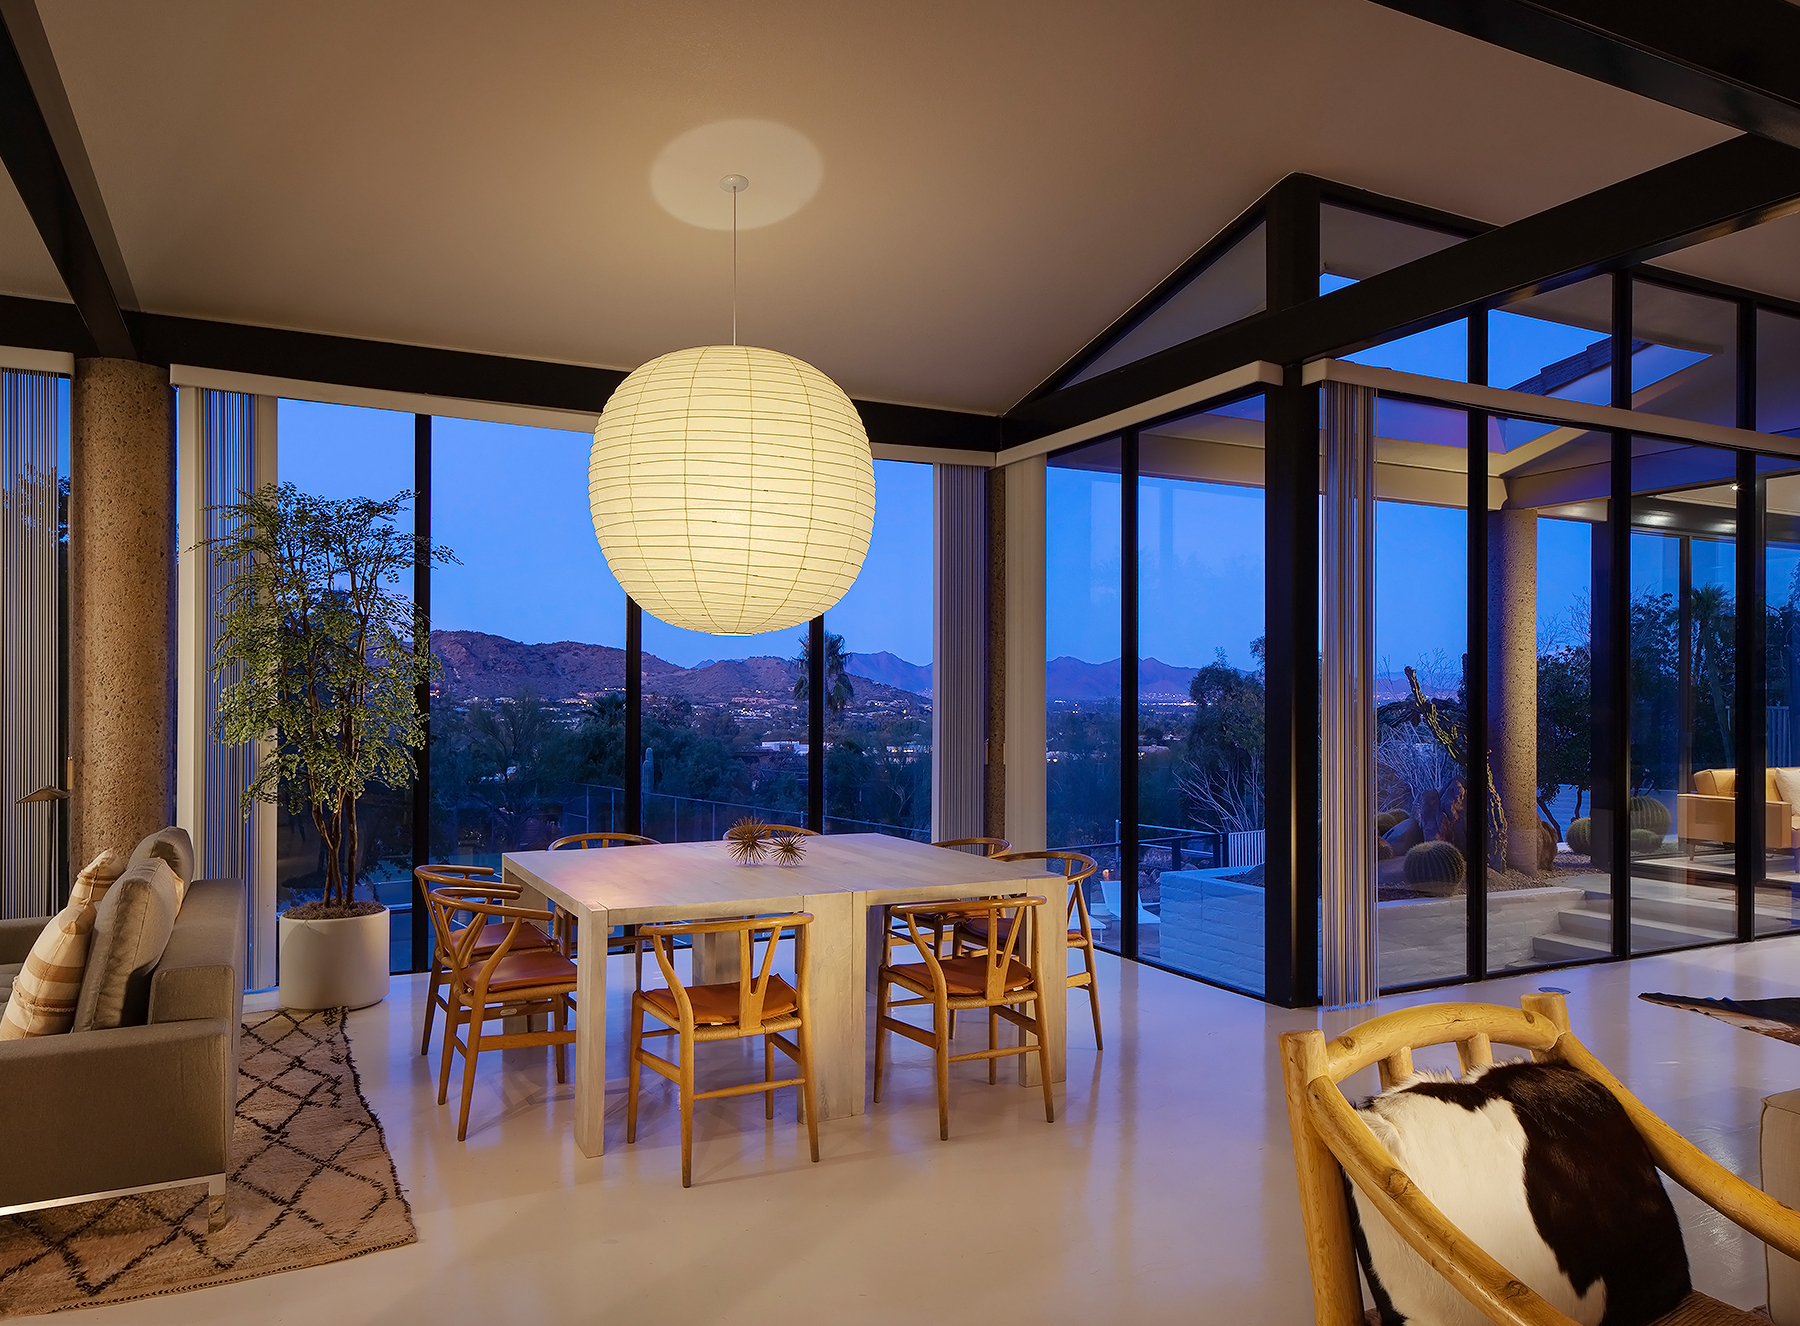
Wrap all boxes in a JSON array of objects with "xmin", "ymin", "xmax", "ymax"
[
  {"xmin": 1531, "ymin": 930, "xmax": 1611, "ymax": 962},
  {"xmin": 1555, "ymin": 904, "xmax": 1734, "ymax": 950},
  {"xmin": 1580, "ymin": 885, "xmax": 1799, "ymax": 930}
]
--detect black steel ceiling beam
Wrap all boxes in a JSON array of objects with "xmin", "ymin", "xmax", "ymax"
[
  {"xmin": 1009, "ymin": 133, "xmax": 1800, "ymax": 435},
  {"xmin": 0, "ymin": 5, "xmax": 132, "ymax": 359},
  {"xmin": 1370, "ymin": 0, "xmax": 1800, "ymax": 150},
  {"xmin": 0, "ymin": 292, "xmax": 1007, "ymax": 452}
]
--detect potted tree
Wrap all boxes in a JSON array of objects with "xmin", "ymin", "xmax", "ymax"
[{"xmin": 207, "ymin": 483, "xmax": 451, "ymax": 1010}]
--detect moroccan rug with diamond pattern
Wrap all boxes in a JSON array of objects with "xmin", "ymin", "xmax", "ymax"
[{"xmin": 0, "ymin": 1008, "xmax": 416, "ymax": 1316}]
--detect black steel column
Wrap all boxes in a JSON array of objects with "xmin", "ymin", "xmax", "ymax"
[
  {"xmin": 1264, "ymin": 370, "xmax": 1322, "ymax": 1007},
  {"xmin": 808, "ymin": 615, "xmax": 825, "ymax": 832},
  {"xmin": 1262, "ymin": 176, "xmax": 1322, "ymax": 1008},
  {"xmin": 409, "ymin": 413, "xmax": 432, "ymax": 973},
  {"xmin": 1736, "ymin": 303, "xmax": 1764, "ymax": 941},
  {"xmin": 1606, "ymin": 273, "xmax": 1633, "ymax": 957},
  {"xmin": 1465, "ymin": 313, "xmax": 1489, "ymax": 981},
  {"xmin": 1120, "ymin": 428, "xmax": 1141, "ymax": 958},
  {"xmin": 625, "ymin": 598, "xmax": 642, "ymax": 836}
]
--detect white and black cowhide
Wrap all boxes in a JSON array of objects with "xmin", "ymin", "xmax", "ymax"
[{"xmin": 1348, "ymin": 1060, "xmax": 1688, "ymax": 1326}]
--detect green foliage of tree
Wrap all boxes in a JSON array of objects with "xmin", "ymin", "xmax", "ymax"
[
  {"xmin": 792, "ymin": 631, "xmax": 855, "ymax": 716},
  {"xmin": 1178, "ymin": 639, "xmax": 1266, "ymax": 834},
  {"xmin": 206, "ymin": 484, "xmax": 452, "ymax": 911},
  {"xmin": 1536, "ymin": 641, "xmax": 1590, "ymax": 834}
]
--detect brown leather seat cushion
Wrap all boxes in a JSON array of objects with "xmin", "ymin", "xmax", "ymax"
[
  {"xmin": 888, "ymin": 956, "xmax": 1034, "ymax": 996},
  {"xmin": 960, "ymin": 917, "xmax": 1082, "ymax": 945},
  {"xmin": 641, "ymin": 976, "xmax": 799, "ymax": 1026},
  {"xmin": 470, "ymin": 921, "xmax": 550, "ymax": 953},
  {"xmin": 459, "ymin": 947, "xmax": 576, "ymax": 994}
]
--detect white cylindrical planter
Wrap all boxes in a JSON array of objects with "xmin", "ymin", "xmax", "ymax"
[{"xmin": 278, "ymin": 908, "xmax": 390, "ymax": 1010}]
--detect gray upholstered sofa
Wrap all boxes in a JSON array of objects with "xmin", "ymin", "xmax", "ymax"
[{"xmin": 0, "ymin": 878, "xmax": 244, "ymax": 1224}]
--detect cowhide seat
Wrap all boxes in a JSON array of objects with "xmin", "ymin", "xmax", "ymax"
[{"xmin": 1283, "ymin": 993, "xmax": 1797, "ymax": 1326}]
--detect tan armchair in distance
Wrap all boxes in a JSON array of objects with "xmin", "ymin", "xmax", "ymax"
[
  {"xmin": 1677, "ymin": 768, "xmax": 1794, "ymax": 860},
  {"xmin": 1279, "ymin": 993, "xmax": 1800, "ymax": 1326}
]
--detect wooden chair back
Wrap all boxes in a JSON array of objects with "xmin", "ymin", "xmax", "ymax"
[
  {"xmin": 756, "ymin": 824, "xmax": 818, "ymax": 837},
  {"xmin": 638, "ymin": 913, "xmax": 813, "ymax": 1032},
  {"xmin": 424, "ymin": 887, "xmax": 559, "ymax": 992},
  {"xmin": 1280, "ymin": 993, "xmax": 1800, "ymax": 1326},
  {"xmin": 889, "ymin": 896, "xmax": 1045, "ymax": 1002},
  {"xmin": 548, "ymin": 832, "xmax": 659, "ymax": 849},
  {"xmin": 932, "ymin": 837, "xmax": 1012, "ymax": 857},
  {"xmin": 416, "ymin": 865, "xmax": 523, "ymax": 933},
  {"xmin": 995, "ymin": 850, "xmax": 1098, "ymax": 936}
]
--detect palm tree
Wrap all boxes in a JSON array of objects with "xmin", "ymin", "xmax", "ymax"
[{"xmin": 792, "ymin": 631, "xmax": 855, "ymax": 717}]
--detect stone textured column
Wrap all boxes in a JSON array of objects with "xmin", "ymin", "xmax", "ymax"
[
  {"xmin": 1488, "ymin": 507, "xmax": 1539, "ymax": 874},
  {"xmin": 70, "ymin": 358, "xmax": 176, "ymax": 868}
]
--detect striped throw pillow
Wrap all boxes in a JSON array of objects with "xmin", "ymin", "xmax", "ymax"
[
  {"xmin": 0, "ymin": 898, "xmax": 97, "ymax": 1039},
  {"xmin": 69, "ymin": 848, "xmax": 129, "ymax": 908}
]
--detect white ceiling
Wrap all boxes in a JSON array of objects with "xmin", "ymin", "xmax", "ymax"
[{"xmin": 2, "ymin": 0, "xmax": 1779, "ymax": 413}]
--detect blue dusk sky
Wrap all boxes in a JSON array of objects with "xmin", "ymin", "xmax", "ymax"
[
  {"xmin": 273, "ymin": 284, "xmax": 1734, "ymax": 681},
  {"xmin": 277, "ymin": 399, "xmax": 932, "ymax": 668}
]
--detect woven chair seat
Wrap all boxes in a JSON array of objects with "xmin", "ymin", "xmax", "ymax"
[
  {"xmin": 886, "ymin": 956, "xmax": 1034, "ymax": 996},
  {"xmin": 1651, "ymin": 1292, "xmax": 1769, "ymax": 1325},
  {"xmin": 641, "ymin": 975, "xmax": 798, "ymax": 1026},
  {"xmin": 1363, "ymin": 1294, "xmax": 1765, "ymax": 1326},
  {"xmin": 458, "ymin": 947, "xmax": 576, "ymax": 995}
]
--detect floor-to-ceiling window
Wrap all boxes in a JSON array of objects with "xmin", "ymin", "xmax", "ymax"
[
  {"xmin": 822, "ymin": 459, "xmax": 932, "ymax": 839},
  {"xmin": 1045, "ymin": 439, "xmax": 1123, "ymax": 941},
  {"xmin": 275, "ymin": 399, "xmax": 417, "ymax": 971},
  {"xmin": 1628, "ymin": 440, "xmax": 1739, "ymax": 953},
  {"xmin": 1136, "ymin": 409, "xmax": 1266, "ymax": 995},
  {"xmin": 428, "ymin": 416, "xmax": 627, "ymax": 865}
]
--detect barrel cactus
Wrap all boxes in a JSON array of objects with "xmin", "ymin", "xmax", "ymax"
[
  {"xmin": 1630, "ymin": 827, "xmax": 1665, "ymax": 856},
  {"xmin": 1567, "ymin": 817, "xmax": 1592, "ymax": 856},
  {"xmin": 1404, "ymin": 840, "xmax": 1466, "ymax": 889},
  {"xmin": 1629, "ymin": 796, "xmax": 1672, "ymax": 837},
  {"xmin": 1377, "ymin": 838, "xmax": 1393, "ymax": 860},
  {"xmin": 1376, "ymin": 808, "xmax": 1407, "ymax": 835}
]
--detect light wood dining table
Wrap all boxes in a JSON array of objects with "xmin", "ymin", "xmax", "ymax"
[{"xmin": 500, "ymin": 833, "xmax": 1059, "ymax": 1158}]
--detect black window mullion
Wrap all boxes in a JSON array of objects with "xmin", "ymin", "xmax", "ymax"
[
  {"xmin": 807, "ymin": 615, "xmax": 824, "ymax": 832},
  {"xmin": 625, "ymin": 598, "xmax": 642, "ymax": 836},
  {"xmin": 1607, "ymin": 274, "xmax": 1633, "ymax": 958},
  {"xmin": 1120, "ymin": 429, "xmax": 1140, "ymax": 960},
  {"xmin": 1465, "ymin": 314, "xmax": 1488, "ymax": 982},
  {"xmin": 409, "ymin": 412, "xmax": 432, "ymax": 973},
  {"xmin": 1736, "ymin": 304, "xmax": 1764, "ymax": 941}
]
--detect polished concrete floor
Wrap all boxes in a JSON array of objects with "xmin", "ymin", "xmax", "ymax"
[{"xmin": 46, "ymin": 936, "xmax": 1800, "ymax": 1324}]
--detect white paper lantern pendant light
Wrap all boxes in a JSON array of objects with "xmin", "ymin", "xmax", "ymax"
[{"xmin": 590, "ymin": 172, "xmax": 875, "ymax": 636}]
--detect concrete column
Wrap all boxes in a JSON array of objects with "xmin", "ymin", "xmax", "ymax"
[
  {"xmin": 1488, "ymin": 507, "xmax": 1539, "ymax": 874},
  {"xmin": 70, "ymin": 358, "xmax": 176, "ymax": 868}
]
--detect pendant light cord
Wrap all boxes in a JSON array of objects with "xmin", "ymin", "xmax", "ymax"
[{"xmin": 732, "ymin": 187, "xmax": 738, "ymax": 347}]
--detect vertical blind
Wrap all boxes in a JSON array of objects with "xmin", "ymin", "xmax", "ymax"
[{"xmin": 0, "ymin": 370, "xmax": 61, "ymax": 919}]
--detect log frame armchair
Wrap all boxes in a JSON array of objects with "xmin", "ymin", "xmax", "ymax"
[{"xmin": 1279, "ymin": 993, "xmax": 1800, "ymax": 1326}]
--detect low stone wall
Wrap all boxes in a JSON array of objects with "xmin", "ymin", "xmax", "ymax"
[{"xmin": 1157, "ymin": 869, "xmax": 1590, "ymax": 992}]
